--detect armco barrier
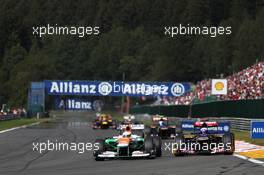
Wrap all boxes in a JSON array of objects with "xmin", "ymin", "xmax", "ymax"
[
  {"xmin": 130, "ymin": 99, "xmax": 264, "ymax": 119},
  {"xmin": 0, "ymin": 114, "xmax": 20, "ymax": 121},
  {"xmin": 219, "ymin": 117, "xmax": 264, "ymax": 131}
]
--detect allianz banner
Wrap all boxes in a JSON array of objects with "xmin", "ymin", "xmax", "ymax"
[
  {"xmin": 55, "ymin": 98, "xmax": 93, "ymax": 110},
  {"xmin": 45, "ymin": 80, "xmax": 190, "ymax": 97}
]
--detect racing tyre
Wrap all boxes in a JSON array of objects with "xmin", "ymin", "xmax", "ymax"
[
  {"xmin": 94, "ymin": 139, "xmax": 105, "ymax": 161},
  {"xmin": 153, "ymin": 136, "xmax": 162, "ymax": 157},
  {"xmin": 151, "ymin": 128, "xmax": 159, "ymax": 137},
  {"xmin": 144, "ymin": 126, "xmax": 152, "ymax": 137},
  {"xmin": 222, "ymin": 133, "xmax": 235, "ymax": 155},
  {"xmin": 173, "ymin": 133, "xmax": 184, "ymax": 156},
  {"xmin": 144, "ymin": 136, "xmax": 156, "ymax": 159},
  {"xmin": 175, "ymin": 126, "xmax": 183, "ymax": 135}
]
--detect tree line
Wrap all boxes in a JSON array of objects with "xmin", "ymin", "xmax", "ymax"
[{"xmin": 0, "ymin": 0, "xmax": 263, "ymax": 106}]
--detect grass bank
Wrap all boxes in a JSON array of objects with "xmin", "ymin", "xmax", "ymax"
[
  {"xmin": 232, "ymin": 130, "xmax": 264, "ymax": 146},
  {"xmin": 0, "ymin": 118, "xmax": 47, "ymax": 131}
]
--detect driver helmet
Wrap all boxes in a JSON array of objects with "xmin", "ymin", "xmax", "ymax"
[
  {"xmin": 200, "ymin": 122, "xmax": 208, "ymax": 134},
  {"xmin": 123, "ymin": 126, "xmax": 132, "ymax": 137}
]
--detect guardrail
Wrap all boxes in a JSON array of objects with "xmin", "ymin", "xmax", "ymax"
[
  {"xmin": 0, "ymin": 114, "xmax": 20, "ymax": 121},
  {"xmin": 130, "ymin": 99, "xmax": 264, "ymax": 118},
  {"xmin": 134, "ymin": 114, "xmax": 263, "ymax": 131},
  {"xmin": 219, "ymin": 117, "xmax": 264, "ymax": 131}
]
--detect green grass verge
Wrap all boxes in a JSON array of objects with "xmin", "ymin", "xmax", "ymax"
[
  {"xmin": 0, "ymin": 118, "xmax": 46, "ymax": 131},
  {"xmin": 232, "ymin": 129, "xmax": 264, "ymax": 146}
]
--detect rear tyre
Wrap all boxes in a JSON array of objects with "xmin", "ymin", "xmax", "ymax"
[
  {"xmin": 222, "ymin": 133, "xmax": 235, "ymax": 155},
  {"xmin": 94, "ymin": 139, "xmax": 105, "ymax": 161},
  {"xmin": 151, "ymin": 128, "xmax": 159, "ymax": 137},
  {"xmin": 153, "ymin": 136, "xmax": 162, "ymax": 157},
  {"xmin": 175, "ymin": 126, "xmax": 183, "ymax": 135},
  {"xmin": 144, "ymin": 136, "xmax": 156, "ymax": 159},
  {"xmin": 144, "ymin": 126, "xmax": 152, "ymax": 137},
  {"xmin": 173, "ymin": 133, "xmax": 185, "ymax": 156}
]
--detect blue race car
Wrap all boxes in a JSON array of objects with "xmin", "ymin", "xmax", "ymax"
[{"xmin": 173, "ymin": 120, "xmax": 235, "ymax": 156}]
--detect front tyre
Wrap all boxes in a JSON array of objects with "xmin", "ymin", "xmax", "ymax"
[
  {"xmin": 94, "ymin": 139, "xmax": 105, "ymax": 161},
  {"xmin": 173, "ymin": 133, "xmax": 185, "ymax": 156},
  {"xmin": 153, "ymin": 136, "xmax": 162, "ymax": 157},
  {"xmin": 144, "ymin": 136, "xmax": 156, "ymax": 159},
  {"xmin": 222, "ymin": 133, "xmax": 235, "ymax": 155}
]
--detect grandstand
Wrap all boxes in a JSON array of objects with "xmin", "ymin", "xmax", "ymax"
[{"xmin": 158, "ymin": 61, "xmax": 264, "ymax": 105}]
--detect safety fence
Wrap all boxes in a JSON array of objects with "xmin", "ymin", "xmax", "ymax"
[
  {"xmin": 130, "ymin": 99, "xmax": 264, "ymax": 131},
  {"xmin": 219, "ymin": 117, "xmax": 264, "ymax": 131},
  {"xmin": 133, "ymin": 114, "xmax": 263, "ymax": 131},
  {"xmin": 0, "ymin": 114, "xmax": 20, "ymax": 121},
  {"xmin": 130, "ymin": 99, "xmax": 264, "ymax": 119}
]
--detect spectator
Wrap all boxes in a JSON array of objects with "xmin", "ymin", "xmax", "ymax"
[{"xmin": 155, "ymin": 61, "xmax": 264, "ymax": 105}]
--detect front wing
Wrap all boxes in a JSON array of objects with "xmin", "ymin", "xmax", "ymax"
[{"xmin": 97, "ymin": 151, "xmax": 150, "ymax": 158}]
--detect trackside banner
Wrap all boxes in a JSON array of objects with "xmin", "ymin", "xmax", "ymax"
[
  {"xmin": 251, "ymin": 121, "xmax": 264, "ymax": 139},
  {"xmin": 55, "ymin": 98, "xmax": 93, "ymax": 110},
  {"xmin": 44, "ymin": 80, "xmax": 191, "ymax": 97}
]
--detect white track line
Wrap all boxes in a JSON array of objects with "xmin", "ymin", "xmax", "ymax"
[
  {"xmin": 0, "ymin": 122, "xmax": 40, "ymax": 134},
  {"xmin": 234, "ymin": 154, "xmax": 264, "ymax": 166}
]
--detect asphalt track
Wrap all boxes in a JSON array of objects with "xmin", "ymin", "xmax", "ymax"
[{"xmin": 0, "ymin": 112, "xmax": 263, "ymax": 175}]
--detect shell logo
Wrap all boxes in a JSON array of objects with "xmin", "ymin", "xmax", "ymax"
[
  {"xmin": 215, "ymin": 82, "xmax": 225, "ymax": 91},
  {"xmin": 211, "ymin": 79, "xmax": 227, "ymax": 95}
]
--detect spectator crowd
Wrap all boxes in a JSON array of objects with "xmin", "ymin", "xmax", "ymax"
[
  {"xmin": 157, "ymin": 61, "xmax": 264, "ymax": 105},
  {"xmin": 0, "ymin": 107, "xmax": 27, "ymax": 120}
]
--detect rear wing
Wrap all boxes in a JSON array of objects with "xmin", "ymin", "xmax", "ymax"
[
  {"xmin": 123, "ymin": 115, "xmax": 135, "ymax": 120},
  {"xmin": 193, "ymin": 121, "xmax": 218, "ymax": 127},
  {"xmin": 152, "ymin": 116, "xmax": 168, "ymax": 121},
  {"xmin": 181, "ymin": 120, "xmax": 231, "ymax": 134}
]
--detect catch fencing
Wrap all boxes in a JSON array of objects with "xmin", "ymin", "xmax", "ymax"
[{"xmin": 130, "ymin": 99, "xmax": 264, "ymax": 131}]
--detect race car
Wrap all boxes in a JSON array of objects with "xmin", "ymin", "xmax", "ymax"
[
  {"xmin": 93, "ymin": 125, "xmax": 162, "ymax": 161},
  {"xmin": 149, "ymin": 115, "xmax": 176, "ymax": 139},
  {"xmin": 122, "ymin": 114, "xmax": 136, "ymax": 124},
  {"xmin": 92, "ymin": 113, "xmax": 116, "ymax": 129},
  {"xmin": 116, "ymin": 114, "xmax": 143, "ymax": 130},
  {"xmin": 173, "ymin": 120, "xmax": 235, "ymax": 156}
]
